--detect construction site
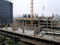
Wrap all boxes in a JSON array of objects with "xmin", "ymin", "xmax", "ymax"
[{"xmin": 0, "ymin": 0, "xmax": 60, "ymax": 45}]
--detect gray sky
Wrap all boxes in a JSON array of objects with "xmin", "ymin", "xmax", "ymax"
[{"xmin": 12, "ymin": 0, "xmax": 60, "ymax": 17}]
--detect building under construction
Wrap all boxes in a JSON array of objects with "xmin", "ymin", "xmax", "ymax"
[
  {"xmin": 15, "ymin": 15, "xmax": 60, "ymax": 30},
  {"xmin": 15, "ymin": 0, "xmax": 60, "ymax": 30}
]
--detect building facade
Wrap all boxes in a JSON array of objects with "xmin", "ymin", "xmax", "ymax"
[
  {"xmin": 0, "ymin": 0, "xmax": 13, "ymax": 26},
  {"xmin": 16, "ymin": 16, "xmax": 60, "ymax": 30}
]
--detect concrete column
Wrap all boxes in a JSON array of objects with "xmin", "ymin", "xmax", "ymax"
[
  {"xmin": 34, "ymin": 25, "xmax": 41, "ymax": 36},
  {"xmin": 12, "ymin": 24, "xmax": 14, "ymax": 31},
  {"xmin": 34, "ymin": 25, "xmax": 37, "ymax": 36},
  {"xmin": 5, "ymin": 24, "xmax": 8, "ymax": 31},
  {"xmin": 22, "ymin": 21, "xmax": 24, "ymax": 33},
  {"xmin": 51, "ymin": 19, "xmax": 52, "ymax": 30},
  {"xmin": 25, "ymin": 20, "xmax": 26, "ymax": 26},
  {"xmin": 47, "ymin": 18, "xmax": 48, "ymax": 28},
  {"xmin": 22, "ymin": 27, "xmax": 24, "ymax": 33},
  {"xmin": 38, "ymin": 19, "xmax": 39, "ymax": 27}
]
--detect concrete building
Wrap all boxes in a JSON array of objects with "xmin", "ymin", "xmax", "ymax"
[{"xmin": 16, "ymin": 15, "xmax": 60, "ymax": 30}]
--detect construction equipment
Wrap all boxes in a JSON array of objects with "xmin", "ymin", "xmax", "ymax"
[{"xmin": 30, "ymin": 0, "xmax": 34, "ymax": 29}]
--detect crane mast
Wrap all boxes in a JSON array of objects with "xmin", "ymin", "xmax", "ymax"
[
  {"xmin": 31, "ymin": 0, "xmax": 34, "ymax": 18},
  {"xmin": 30, "ymin": 0, "xmax": 34, "ymax": 28}
]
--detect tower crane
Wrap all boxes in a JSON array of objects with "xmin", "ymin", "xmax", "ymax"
[
  {"xmin": 30, "ymin": 0, "xmax": 34, "ymax": 29},
  {"xmin": 30, "ymin": 0, "xmax": 34, "ymax": 18}
]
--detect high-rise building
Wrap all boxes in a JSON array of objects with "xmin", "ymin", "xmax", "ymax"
[{"xmin": 0, "ymin": 0, "xmax": 13, "ymax": 26}]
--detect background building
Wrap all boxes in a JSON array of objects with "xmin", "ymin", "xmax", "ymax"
[{"xmin": 0, "ymin": 0, "xmax": 13, "ymax": 27}]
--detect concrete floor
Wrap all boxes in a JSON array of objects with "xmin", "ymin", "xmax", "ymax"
[{"xmin": 0, "ymin": 27, "xmax": 60, "ymax": 42}]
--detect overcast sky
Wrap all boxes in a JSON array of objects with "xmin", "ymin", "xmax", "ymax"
[{"xmin": 12, "ymin": 0, "xmax": 60, "ymax": 17}]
